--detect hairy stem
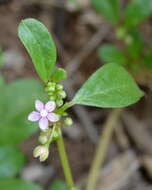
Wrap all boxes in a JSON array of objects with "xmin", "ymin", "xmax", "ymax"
[
  {"xmin": 56, "ymin": 126, "xmax": 75, "ymax": 189},
  {"xmin": 86, "ymin": 108, "xmax": 122, "ymax": 190}
]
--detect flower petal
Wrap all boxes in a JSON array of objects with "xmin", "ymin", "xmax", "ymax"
[
  {"xmin": 47, "ymin": 113, "xmax": 59, "ymax": 122},
  {"xmin": 45, "ymin": 101, "xmax": 56, "ymax": 112},
  {"xmin": 39, "ymin": 117, "xmax": 49, "ymax": 130},
  {"xmin": 28, "ymin": 111, "xmax": 41, "ymax": 121},
  {"xmin": 35, "ymin": 100, "xmax": 44, "ymax": 112}
]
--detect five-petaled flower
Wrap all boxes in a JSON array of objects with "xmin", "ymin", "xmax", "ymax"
[{"xmin": 28, "ymin": 100, "xmax": 59, "ymax": 130}]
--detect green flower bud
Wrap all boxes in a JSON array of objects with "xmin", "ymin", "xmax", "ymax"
[
  {"xmin": 47, "ymin": 82, "xmax": 56, "ymax": 91},
  {"xmin": 48, "ymin": 86, "xmax": 56, "ymax": 92},
  {"xmin": 40, "ymin": 150, "xmax": 49, "ymax": 162},
  {"xmin": 56, "ymin": 84, "xmax": 63, "ymax": 91},
  {"xmin": 64, "ymin": 117, "xmax": 73, "ymax": 126},
  {"xmin": 49, "ymin": 96, "xmax": 56, "ymax": 101},
  {"xmin": 48, "ymin": 92, "xmax": 54, "ymax": 96},
  {"xmin": 116, "ymin": 27, "xmax": 127, "ymax": 40},
  {"xmin": 56, "ymin": 99, "xmax": 63, "ymax": 107},
  {"xmin": 33, "ymin": 146, "xmax": 41, "ymax": 158},
  {"xmin": 38, "ymin": 135, "xmax": 48, "ymax": 144},
  {"xmin": 58, "ymin": 90, "xmax": 66, "ymax": 99},
  {"xmin": 33, "ymin": 145, "xmax": 49, "ymax": 162},
  {"xmin": 48, "ymin": 82, "xmax": 56, "ymax": 87}
]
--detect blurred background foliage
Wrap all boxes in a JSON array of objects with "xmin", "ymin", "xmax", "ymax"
[{"xmin": 0, "ymin": 52, "xmax": 46, "ymax": 189}]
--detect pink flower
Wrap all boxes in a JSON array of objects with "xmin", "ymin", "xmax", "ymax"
[{"xmin": 28, "ymin": 100, "xmax": 59, "ymax": 130}]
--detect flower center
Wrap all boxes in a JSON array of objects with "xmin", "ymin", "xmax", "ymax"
[{"xmin": 40, "ymin": 109, "xmax": 48, "ymax": 117}]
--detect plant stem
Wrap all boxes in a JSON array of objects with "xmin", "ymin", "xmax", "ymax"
[
  {"xmin": 86, "ymin": 108, "xmax": 122, "ymax": 190},
  {"xmin": 56, "ymin": 101, "xmax": 74, "ymax": 114},
  {"xmin": 56, "ymin": 126, "xmax": 75, "ymax": 189}
]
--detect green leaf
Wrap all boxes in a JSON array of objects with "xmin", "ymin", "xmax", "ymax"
[
  {"xmin": 51, "ymin": 68, "xmax": 67, "ymax": 82},
  {"xmin": 125, "ymin": 0, "xmax": 152, "ymax": 28},
  {"xmin": 0, "ymin": 79, "xmax": 46, "ymax": 145},
  {"xmin": 0, "ymin": 178, "xmax": 43, "ymax": 190},
  {"xmin": 127, "ymin": 31, "xmax": 143, "ymax": 59},
  {"xmin": 0, "ymin": 145, "xmax": 25, "ymax": 179},
  {"xmin": 143, "ymin": 49, "xmax": 152, "ymax": 69},
  {"xmin": 18, "ymin": 18, "xmax": 57, "ymax": 82},
  {"xmin": 72, "ymin": 63, "xmax": 144, "ymax": 108},
  {"xmin": 91, "ymin": 0, "xmax": 120, "ymax": 24},
  {"xmin": 0, "ymin": 75, "xmax": 5, "ymax": 88},
  {"xmin": 98, "ymin": 45, "xmax": 127, "ymax": 65},
  {"xmin": 50, "ymin": 180, "xmax": 68, "ymax": 190}
]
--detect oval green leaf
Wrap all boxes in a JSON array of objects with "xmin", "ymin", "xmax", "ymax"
[
  {"xmin": 125, "ymin": 0, "xmax": 152, "ymax": 28},
  {"xmin": 72, "ymin": 63, "xmax": 144, "ymax": 108},
  {"xmin": 0, "ymin": 145, "xmax": 25, "ymax": 179},
  {"xmin": 91, "ymin": 0, "xmax": 120, "ymax": 24},
  {"xmin": 18, "ymin": 18, "xmax": 57, "ymax": 82},
  {"xmin": 49, "ymin": 180, "xmax": 68, "ymax": 190},
  {"xmin": 0, "ymin": 179, "xmax": 43, "ymax": 190}
]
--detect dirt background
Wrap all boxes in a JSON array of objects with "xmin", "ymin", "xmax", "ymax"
[{"xmin": 0, "ymin": 0, "xmax": 152, "ymax": 190}]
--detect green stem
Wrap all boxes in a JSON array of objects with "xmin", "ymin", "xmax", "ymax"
[
  {"xmin": 86, "ymin": 108, "xmax": 122, "ymax": 190},
  {"xmin": 56, "ymin": 101, "xmax": 74, "ymax": 114},
  {"xmin": 56, "ymin": 126, "xmax": 75, "ymax": 189}
]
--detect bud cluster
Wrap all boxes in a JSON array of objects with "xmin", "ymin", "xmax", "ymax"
[
  {"xmin": 33, "ymin": 126, "xmax": 61, "ymax": 162},
  {"xmin": 32, "ymin": 81, "xmax": 73, "ymax": 162},
  {"xmin": 45, "ymin": 82, "xmax": 66, "ymax": 107},
  {"xmin": 116, "ymin": 27, "xmax": 133, "ymax": 45}
]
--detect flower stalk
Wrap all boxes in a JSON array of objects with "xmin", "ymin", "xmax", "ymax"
[{"xmin": 56, "ymin": 126, "xmax": 75, "ymax": 189}]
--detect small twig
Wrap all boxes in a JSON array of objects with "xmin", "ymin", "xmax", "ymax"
[
  {"xmin": 86, "ymin": 108, "xmax": 122, "ymax": 190},
  {"xmin": 115, "ymin": 121, "xmax": 130, "ymax": 150}
]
